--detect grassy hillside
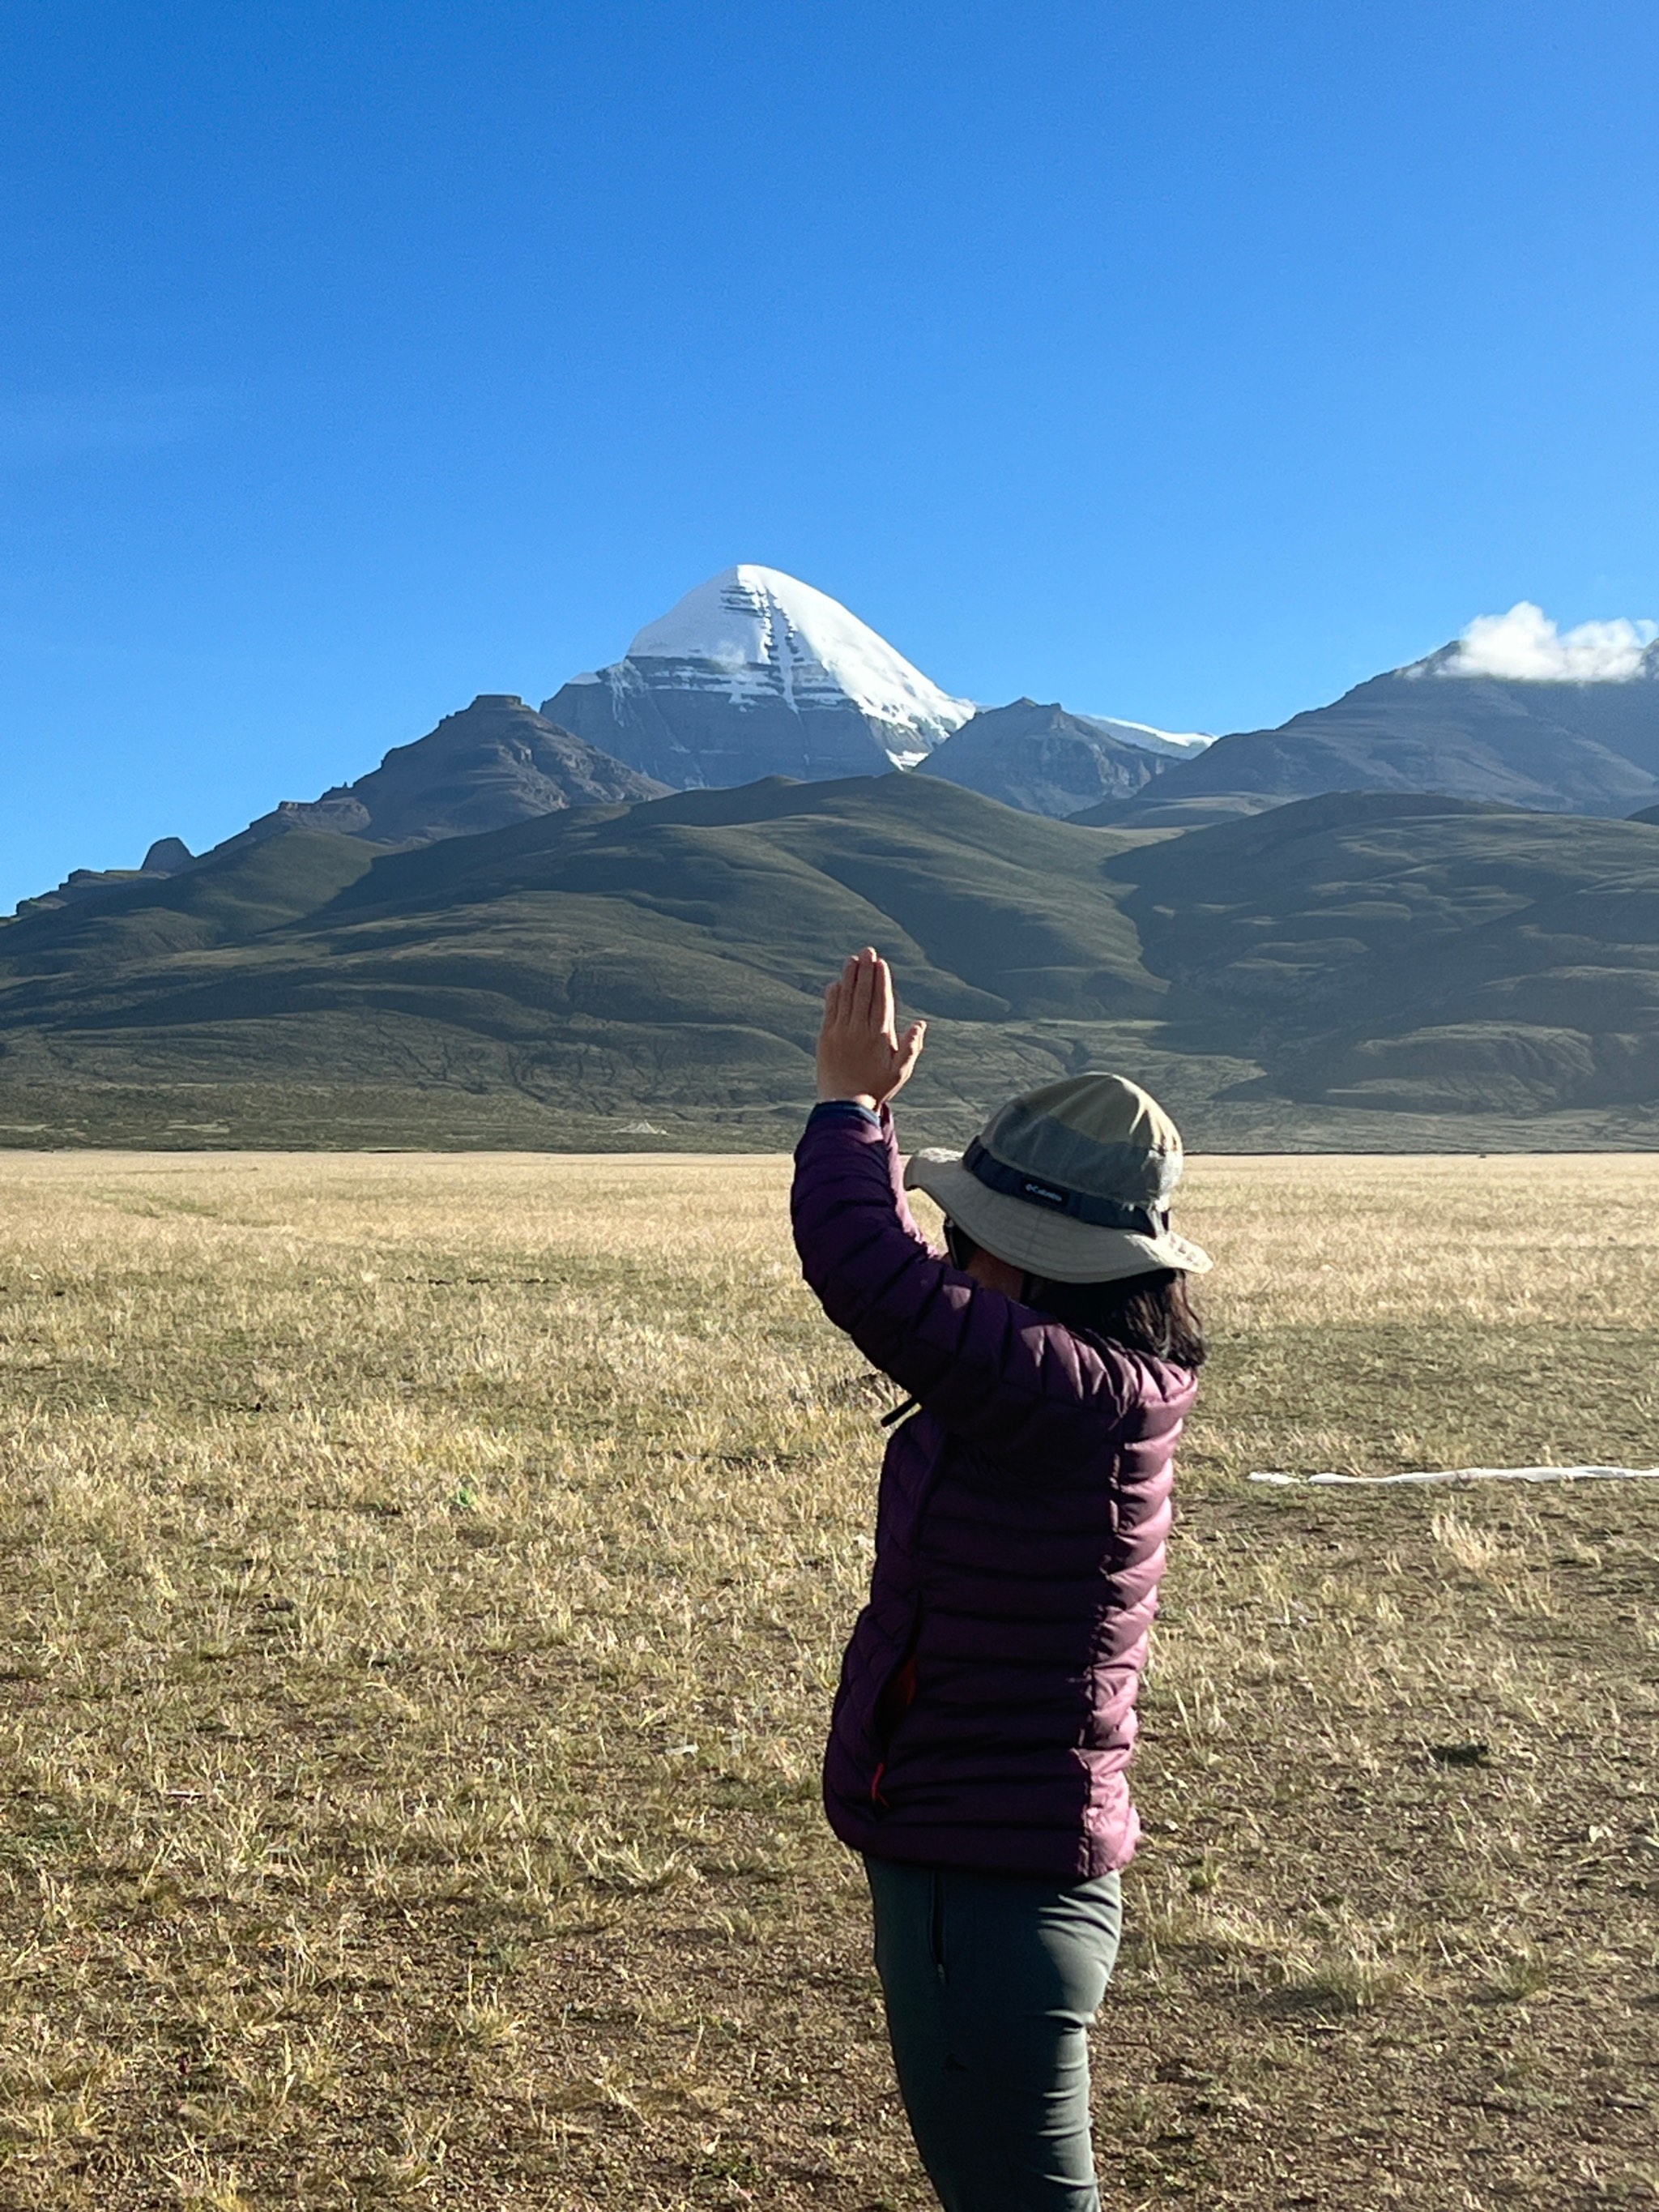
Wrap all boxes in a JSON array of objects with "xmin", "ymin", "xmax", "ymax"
[
  {"xmin": 0, "ymin": 831, "xmax": 380, "ymax": 976},
  {"xmin": 1111, "ymin": 792, "xmax": 1659, "ymax": 1113},
  {"xmin": 0, "ymin": 780, "xmax": 1184, "ymax": 1147},
  {"xmin": 2, "ymin": 779, "xmax": 1659, "ymax": 1147}
]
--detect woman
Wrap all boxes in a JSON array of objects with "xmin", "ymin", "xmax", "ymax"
[{"xmin": 790, "ymin": 947, "xmax": 1210, "ymax": 2212}]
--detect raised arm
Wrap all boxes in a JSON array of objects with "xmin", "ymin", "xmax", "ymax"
[{"xmin": 792, "ymin": 954, "xmax": 1141, "ymax": 1460}]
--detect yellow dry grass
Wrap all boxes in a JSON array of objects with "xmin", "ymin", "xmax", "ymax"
[{"xmin": 0, "ymin": 1147, "xmax": 1656, "ymax": 2210}]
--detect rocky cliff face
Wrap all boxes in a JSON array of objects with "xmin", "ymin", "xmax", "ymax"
[
  {"xmin": 915, "ymin": 698, "xmax": 1171, "ymax": 817},
  {"xmin": 203, "ymin": 694, "xmax": 668, "ymax": 864},
  {"xmin": 1092, "ymin": 647, "xmax": 1659, "ymax": 823},
  {"xmin": 15, "ymin": 834, "xmax": 196, "ymax": 915},
  {"xmin": 10, "ymin": 695, "xmax": 665, "ymax": 916}
]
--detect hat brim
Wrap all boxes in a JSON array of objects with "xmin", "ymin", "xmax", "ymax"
[{"xmin": 904, "ymin": 1151, "xmax": 1212, "ymax": 1283}]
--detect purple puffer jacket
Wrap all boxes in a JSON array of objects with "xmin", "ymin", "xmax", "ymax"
[{"xmin": 791, "ymin": 1100, "xmax": 1196, "ymax": 1880}]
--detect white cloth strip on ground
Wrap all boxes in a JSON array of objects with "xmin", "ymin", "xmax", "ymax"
[{"xmin": 1249, "ymin": 1466, "xmax": 1659, "ymax": 1488}]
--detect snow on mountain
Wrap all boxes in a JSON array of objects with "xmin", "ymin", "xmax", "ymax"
[
  {"xmin": 543, "ymin": 564, "xmax": 1209, "ymax": 796},
  {"xmin": 1073, "ymin": 712, "xmax": 1213, "ymax": 761},
  {"xmin": 625, "ymin": 566, "xmax": 975, "ymax": 745},
  {"xmin": 544, "ymin": 566, "xmax": 975, "ymax": 789}
]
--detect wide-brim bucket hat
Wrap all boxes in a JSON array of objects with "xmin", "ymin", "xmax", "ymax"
[{"xmin": 904, "ymin": 1073, "xmax": 1212, "ymax": 1284}]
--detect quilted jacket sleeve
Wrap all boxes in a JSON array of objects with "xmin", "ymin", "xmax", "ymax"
[{"xmin": 791, "ymin": 1102, "xmax": 1146, "ymax": 1461}]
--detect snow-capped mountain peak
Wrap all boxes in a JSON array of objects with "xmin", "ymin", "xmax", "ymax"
[
  {"xmin": 544, "ymin": 566, "xmax": 976, "ymax": 787},
  {"xmin": 622, "ymin": 565, "xmax": 975, "ymax": 751}
]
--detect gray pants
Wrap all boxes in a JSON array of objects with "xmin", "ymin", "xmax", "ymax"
[{"xmin": 864, "ymin": 1855, "xmax": 1123, "ymax": 2212}]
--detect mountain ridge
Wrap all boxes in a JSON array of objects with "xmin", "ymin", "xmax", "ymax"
[
  {"xmin": 4, "ymin": 775, "xmax": 1659, "ymax": 1149},
  {"xmin": 1085, "ymin": 656, "xmax": 1659, "ymax": 824},
  {"xmin": 915, "ymin": 698, "xmax": 1168, "ymax": 817},
  {"xmin": 203, "ymin": 693, "xmax": 669, "ymax": 856},
  {"xmin": 24, "ymin": 574, "xmax": 1659, "ymax": 920}
]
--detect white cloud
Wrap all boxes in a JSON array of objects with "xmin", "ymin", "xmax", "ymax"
[{"xmin": 1441, "ymin": 601, "xmax": 1658, "ymax": 682}]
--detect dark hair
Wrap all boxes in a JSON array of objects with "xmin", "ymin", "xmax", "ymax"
[{"xmin": 945, "ymin": 1221, "xmax": 1206, "ymax": 1370}]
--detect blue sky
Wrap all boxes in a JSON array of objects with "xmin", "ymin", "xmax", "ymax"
[{"xmin": 3, "ymin": 0, "xmax": 1657, "ymax": 905}]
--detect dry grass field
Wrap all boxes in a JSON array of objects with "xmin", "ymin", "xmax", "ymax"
[{"xmin": 0, "ymin": 1146, "xmax": 1656, "ymax": 2210}]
